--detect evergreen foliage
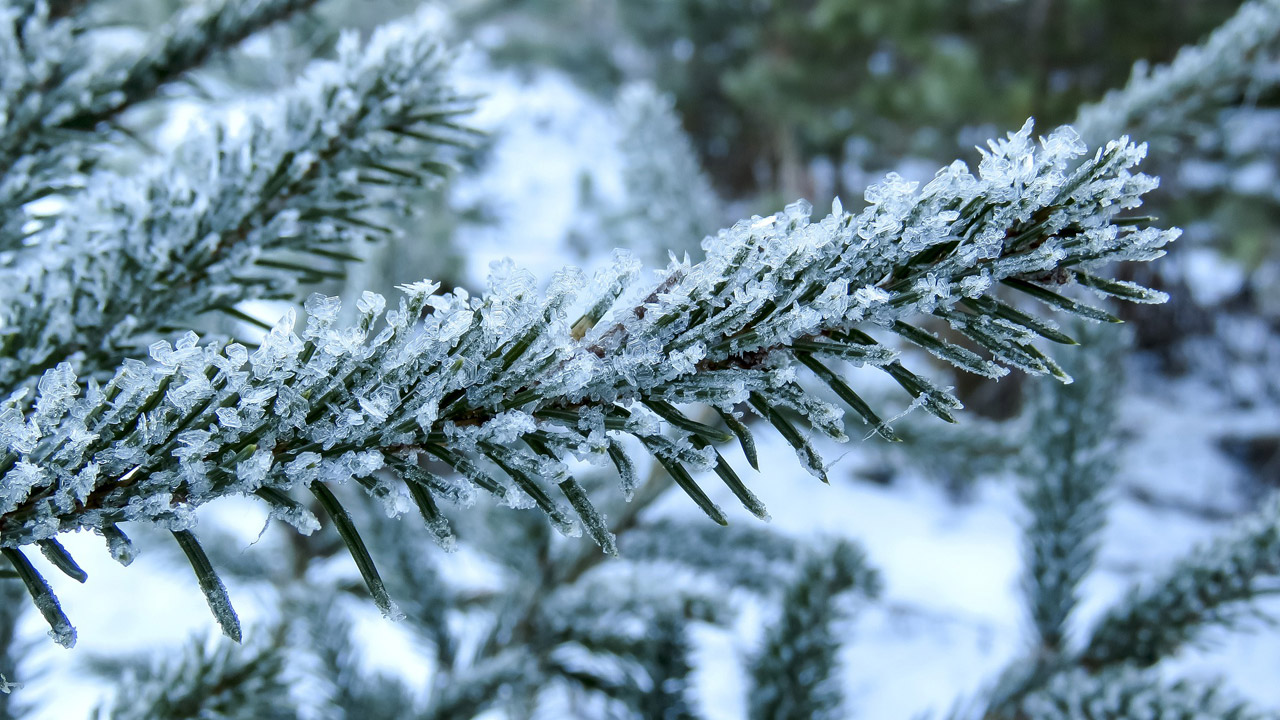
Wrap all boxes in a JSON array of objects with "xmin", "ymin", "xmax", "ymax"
[
  {"xmin": 464, "ymin": 0, "xmax": 1247, "ymax": 198},
  {"xmin": 951, "ymin": 326, "xmax": 1280, "ymax": 718},
  {"xmin": 1073, "ymin": 0, "xmax": 1280, "ymax": 150},
  {"xmin": 90, "ymin": 635, "xmax": 293, "ymax": 720},
  {"xmin": 0, "ymin": 0, "xmax": 320, "ymax": 251},
  {"xmin": 746, "ymin": 540, "xmax": 880, "ymax": 720},
  {"xmin": 1020, "ymin": 321, "xmax": 1120, "ymax": 659},
  {"xmin": 8, "ymin": 0, "xmax": 1280, "ymax": 718},
  {"xmin": 89, "ymin": 463, "xmax": 872, "ymax": 718},
  {"xmin": 0, "ymin": 0, "xmax": 1178, "ymax": 645},
  {"xmin": 1081, "ymin": 495, "xmax": 1280, "ymax": 671}
]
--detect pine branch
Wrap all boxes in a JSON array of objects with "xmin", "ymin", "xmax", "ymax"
[
  {"xmin": 530, "ymin": 571, "xmax": 724, "ymax": 716},
  {"xmin": 746, "ymin": 540, "xmax": 880, "ymax": 720},
  {"xmin": 619, "ymin": 517, "xmax": 803, "ymax": 594},
  {"xmin": 60, "ymin": 0, "xmax": 322, "ymax": 135},
  {"xmin": 92, "ymin": 635, "xmax": 294, "ymax": 720},
  {"xmin": 0, "ymin": 11, "xmax": 473, "ymax": 391},
  {"xmin": 978, "ymin": 325, "xmax": 1124, "ymax": 718},
  {"xmin": 420, "ymin": 650, "xmax": 535, "ymax": 720},
  {"xmin": 1073, "ymin": 0, "xmax": 1280, "ymax": 148},
  {"xmin": 1021, "ymin": 322, "xmax": 1122, "ymax": 657},
  {"xmin": 632, "ymin": 611, "xmax": 701, "ymax": 720},
  {"xmin": 1015, "ymin": 667, "xmax": 1271, "ymax": 720},
  {"xmin": 298, "ymin": 600, "xmax": 423, "ymax": 720},
  {"xmin": 1080, "ymin": 494, "xmax": 1280, "ymax": 671},
  {"xmin": 0, "ymin": 120, "xmax": 1176, "ymax": 641},
  {"xmin": 0, "ymin": 0, "xmax": 320, "ymax": 249}
]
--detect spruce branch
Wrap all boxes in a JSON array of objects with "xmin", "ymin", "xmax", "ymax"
[
  {"xmin": 746, "ymin": 540, "xmax": 880, "ymax": 720},
  {"xmin": 632, "ymin": 610, "xmax": 701, "ymax": 720},
  {"xmin": 0, "ymin": 0, "xmax": 321, "ymax": 249},
  {"xmin": 58, "ymin": 0, "xmax": 322, "ymax": 135},
  {"xmin": 979, "ymin": 323, "xmax": 1125, "ymax": 719},
  {"xmin": 419, "ymin": 650, "xmax": 535, "ymax": 720},
  {"xmin": 619, "ymin": 517, "xmax": 804, "ymax": 594},
  {"xmin": 1015, "ymin": 667, "xmax": 1271, "ymax": 720},
  {"xmin": 1021, "ymin": 322, "xmax": 1122, "ymax": 658},
  {"xmin": 0, "ymin": 120, "xmax": 1176, "ymax": 642},
  {"xmin": 0, "ymin": 11, "xmax": 473, "ymax": 391},
  {"xmin": 298, "ymin": 599, "xmax": 428, "ymax": 720},
  {"xmin": 1074, "ymin": 0, "xmax": 1280, "ymax": 148},
  {"xmin": 531, "ymin": 571, "xmax": 725, "ymax": 716},
  {"xmin": 1080, "ymin": 494, "xmax": 1280, "ymax": 671},
  {"xmin": 90, "ymin": 634, "xmax": 293, "ymax": 720}
]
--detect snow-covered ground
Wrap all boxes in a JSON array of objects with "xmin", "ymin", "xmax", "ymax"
[{"xmin": 14, "ymin": 57, "xmax": 1280, "ymax": 719}]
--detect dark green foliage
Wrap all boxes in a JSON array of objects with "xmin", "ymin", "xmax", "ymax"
[{"xmin": 465, "ymin": 0, "xmax": 1242, "ymax": 198}]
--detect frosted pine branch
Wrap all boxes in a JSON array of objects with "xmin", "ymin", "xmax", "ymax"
[
  {"xmin": 1016, "ymin": 667, "xmax": 1269, "ymax": 720},
  {"xmin": 1074, "ymin": 0, "xmax": 1280, "ymax": 147},
  {"xmin": 746, "ymin": 540, "xmax": 880, "ymax": 720},
  {"xmin": 57, "ymin": 0, "xmax": 321, "ymax": 135},
  {"xmin": 1081, "ymin": 494, "xmax": 1280, "ymax": 670},
  {"xmin": 632, "ymin": 611, "xmax": 699, "ymax": 720},
  {"xmin": 0, "ymin": 13, "xmax": 472, "ymax": 392},
  {"xmin": 1021, "ymin": 323, "xmax": 1121, "ymax": 657},
  {"xmin": 979, "ymin": 324, "xmax": 1124, "ymax": 719},
  {"xmin": 619, "ymin": 518, "xmax": 804, "ymax": 594},
  {"xmin": 419, "ymin": 650, "xmax": 534, "ymax": 720},
  {"xmin": 0, "ymin": 120, "xmax": 1176, "ymax": 644},
  {"xmin": 92, "ymin": 637, "xmax": 292, "ymax": 720},
  {"xmin": 0, "ymin": 0, "xmax": 320, "ymax": 250}
]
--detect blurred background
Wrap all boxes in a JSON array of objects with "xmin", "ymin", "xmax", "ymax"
[{"xmin": 5, "ymin": 1, "xmax": 1280, "ymax": 718}]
